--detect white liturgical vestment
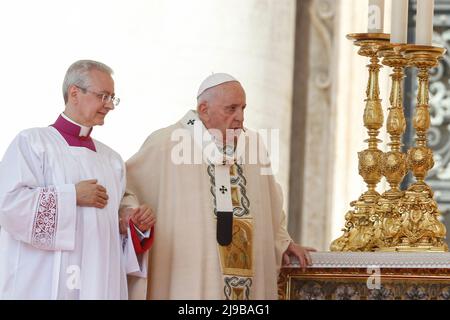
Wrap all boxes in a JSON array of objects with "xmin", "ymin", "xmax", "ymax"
[
  {"xmin": 0, "ymin": 120, "xmax": 145, "ymax": 299},
  {"xmin": 124, "ymin": 110, "xmax": 292, "ymax": 300}
]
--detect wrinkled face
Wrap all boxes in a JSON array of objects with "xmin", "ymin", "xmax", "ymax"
[
  {"xmin": 199, "ymin": 81, "xmax": 246, "ymax": 143},
  {"xmin": 68, "ymin": 69, "xmax": 115, "ymax": 127}
]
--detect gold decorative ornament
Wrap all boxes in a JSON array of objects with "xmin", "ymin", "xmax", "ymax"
[
  {"xmin": 331, "ymin": 38, "xmax": 448, "ymax": 252},
  {"xmin": 373, "ymin": 43, "xmax": 409, "ymax": 250},
  {"xmin": 388, "ymin": 45, "xmax": 448, "ymax": 251},
  {"xmin": 331, "ymin": 33, "xmax": 390, "ymax": 252}
]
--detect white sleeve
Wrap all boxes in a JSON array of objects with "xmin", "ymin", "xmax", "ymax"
[
  {"xmin": 122, "ymin": 227, "xmax": 148, "ymax": 278},
  {"xmin": 0, "ymin": 132, "xmax": 77, "ymax": 251},
  {"xmin": 119, "ymin": 156, "xmax": 148, "ymax": 278},
  {"xmin": 272, "ymin": 181, "xmax": 292, "ymax": 266}
]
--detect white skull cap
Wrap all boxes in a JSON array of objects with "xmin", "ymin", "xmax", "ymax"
[{"xmin": 197, "ymin": 73, "xmax": 239, "ymax": 98}]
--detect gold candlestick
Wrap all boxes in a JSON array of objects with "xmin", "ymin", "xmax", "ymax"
[
  {"xmin": 379, "ymin": 44, "xmax": 408, "ymax": 199},
  {"xmin": 374, "ymin": 44, "xmax": 409, "ymax": 250},
  {"xmin": 331, "ymin": 33, "xmax": 390, "ymax": 252},
  {"xmin": 390, "ymin": 45, "xmax": 448, "ymax": 252}
]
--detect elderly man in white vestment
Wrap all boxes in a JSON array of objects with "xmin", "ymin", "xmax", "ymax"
[
  {"xmin": 122, "ymin": 73, "xmax": 315, "ymax": 300},
  {"xmin": 0, "ymin": 60, "xmax": 155, "ymax": 299}
]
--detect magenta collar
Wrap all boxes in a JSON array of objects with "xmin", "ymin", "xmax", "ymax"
[{"xmin": 51, "ymin": 115, "xmax": 96, "ymax": 152}]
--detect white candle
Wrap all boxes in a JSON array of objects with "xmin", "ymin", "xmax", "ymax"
[
  {"xmin": 390, "ymin": 0, "xmax": 409, "ymax": 43},
  {"xmin": 368, "ymin": 0, "xmax": 385, "ymax": 33},
  {"xmin": 416, "ymin": 0, "xmax": 435, "ymax": 45}
]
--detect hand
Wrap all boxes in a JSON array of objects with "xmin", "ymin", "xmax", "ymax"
[
  {"xmin": 282, "ymin": 242, "xmax": 316, "ymax": 271},
  {"xmin": 119, "ymin": 207, "xmax": 134, "ymax": 235},
  {"xmin": 75, "ymin": 179, "xmax": 108, "ymax": 209},
  {"xmin": 130, "ymin": 204, "xmax": 156, "ymax": 233}
]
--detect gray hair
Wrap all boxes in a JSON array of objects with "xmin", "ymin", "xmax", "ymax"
[
  {"xmin": 197, "ymin": 89, "xmax": 213, "ymax": 108},
  {"xmin": 62, "ymin": 60, "xmax": 113, "ymax": 104}
]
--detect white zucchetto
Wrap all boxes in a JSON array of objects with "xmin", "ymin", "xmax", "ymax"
[{"xmin": 197, "ymin": 73, "xmax": 239, "ymax": 98}]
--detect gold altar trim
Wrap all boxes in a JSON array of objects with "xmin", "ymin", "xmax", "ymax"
[{"xmin": 279, "ymin": 267, "xmax": 450, "ymax": 300}]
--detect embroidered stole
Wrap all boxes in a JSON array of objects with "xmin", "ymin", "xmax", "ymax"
[{"xmin": 181, "ymin": 110, "xmax": 254, "ymax": 300}]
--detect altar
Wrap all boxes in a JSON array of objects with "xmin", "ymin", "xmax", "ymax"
[{"xmin": 278, "ymin": 252, "xmax": 450, "ymax": 300}]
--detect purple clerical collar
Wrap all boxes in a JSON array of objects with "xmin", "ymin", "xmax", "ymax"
[{"xmin": 51, "ymin": 114, "xmax": 96, "ymax": 152}]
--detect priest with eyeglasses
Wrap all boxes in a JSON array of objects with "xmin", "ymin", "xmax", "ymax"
[{"xmin": 0, "ymin": 60, "xmax": 155, "ymax": 299}]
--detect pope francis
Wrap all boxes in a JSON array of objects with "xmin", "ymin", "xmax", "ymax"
[{"xmin": 122, "ymin": 73, "xmax": 315, "ymax": 300}]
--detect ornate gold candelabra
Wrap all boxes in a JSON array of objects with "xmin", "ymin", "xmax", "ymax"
[
  {"xmin": 331, "ymin": 36, "xmax": 449, "ymax": 252},
  {"xmin": 374, "ymin": 44, "xmax": 408, "ymax": 250},
  {"xmin": 390, "ymin": 45, "xmax": 448, "ymax": 252},
  {"xmin": 330, "ymin": 33, "xmax": 390, "ymax": 252}
]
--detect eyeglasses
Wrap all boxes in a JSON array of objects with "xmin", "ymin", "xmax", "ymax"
[{"xmin": 76, "ymin": 86, "xmax": 120, "ymax": 106}]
